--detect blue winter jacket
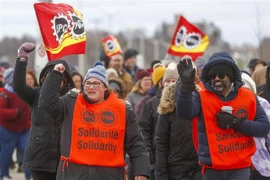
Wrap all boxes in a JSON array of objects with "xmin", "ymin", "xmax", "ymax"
[{"xmin": 176, "ymin": 52, "xmax": 270, "ymax": 167}]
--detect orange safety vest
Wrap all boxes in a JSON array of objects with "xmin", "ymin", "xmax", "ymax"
[
  {"xmin": 68, "ymin": 92, "xmax": 126, "ymax": 167},
  {"xmin": 198, "ymin": 87, "xmax": 256, "ymax": 170}
]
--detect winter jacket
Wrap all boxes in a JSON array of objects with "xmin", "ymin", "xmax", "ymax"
[
  {"xmin": 118, "ymin": 68, "xmax": 133, "ymax": 93},
  {"xmin": 155, "ymin": 84, "xmax": 201, "ymax": 180},
  {"xmin": 252, "ymin": 66, "xmax": 267, "ymax": 86},
  {"xmin": 251, "ymin": 96, "xmax": 270, "ymax": 177},
  {"xmin": 135, "ymin": 87, "xmax": 156, "ymax": 117},
  {"xmin": 257, "ymin": 64, "xmax": 270, "ymax": 103},
  {"xmin": 124, "ymin": 65, "xmax": 139, "ymax": 84},
  {"xmin": 38, "ymin": 70, "xmax": 151, "ymax": 180},
  {"xmin": 126, "ymin": 92, "xmax": 145, "ymax": 111},
  {"xmin": 176, "ymin": 52, "xmax": 270, "ymax": 168},
  {"xmin": 0, "ymin": 88, "xmax": 31, "ymax": 132},
  {"xmin": 13, "ymin": 59, "xmax": 74, "ymax": 173},
  {"xmin": 138, "ymin": 89, "xmax": 162, "ymax": 165}
]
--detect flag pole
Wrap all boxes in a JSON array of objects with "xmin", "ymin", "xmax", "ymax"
[
  {"xmin": 163, "ymin": 53, "xmax": 170, "ymax": 67},
  {"xmin": 77, "ymin": 0, "xmax": 85, "ymax": 75}
]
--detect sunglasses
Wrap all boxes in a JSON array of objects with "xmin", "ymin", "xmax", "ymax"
[{"xmin": 208, "ymin": 73, "xmax": 226, "ymax": 80}]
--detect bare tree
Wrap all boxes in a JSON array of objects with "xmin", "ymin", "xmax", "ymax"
[{"xmin": 254, "ymin": 4, "xmax": 264, "ymax": 59}]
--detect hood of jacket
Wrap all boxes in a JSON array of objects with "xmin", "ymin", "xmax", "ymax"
[
  {"xmin": 108, "ymin": 77, "xmax": 127, "ymax": 99},
  {"xmin": 158, "ymin": 83, "xmax": 176, "ymax": 115},
  {"xmin": 201, "ymin": 52, "xmax": 243, "ymax": 92},
  {"xmin": 39, "ymin": 59, "xmax": 74, "ymax": 88}
]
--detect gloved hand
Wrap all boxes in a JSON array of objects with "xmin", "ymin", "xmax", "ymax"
[
  {"xmin": 177, "ymin": 56, "xmax": 196, "ymax": 93},
  {"xmin": 18, "ymin": 42, "xmax": 35, "ymax": 60},
  {"xmin": 216, "ymin": 111, "xmax": 245, "ymax": 130}
]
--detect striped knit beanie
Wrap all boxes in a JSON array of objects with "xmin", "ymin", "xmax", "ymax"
[{"xmin": 84, "ymin": 62, "xmax": 108, "ymax": 87}]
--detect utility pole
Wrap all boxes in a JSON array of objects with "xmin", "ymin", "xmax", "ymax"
[
  {"xmin": 77, "ymin": 0, "xmax": 86, "ymax": 75},
  {"xmin": 89, "ymin": 18, "xmax": 102, "ymax": 61},
  {"xmin": 255, "ymin": 5, "xmax": 264, "ymax": 59}
]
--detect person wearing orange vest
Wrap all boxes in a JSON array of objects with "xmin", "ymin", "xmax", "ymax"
[
  {"xmin": 176, "ymin": 52, "xmax": 270, "ymax": 180},
  {"xmin": 38, "ymin": 61, "xmax": 151, "ymax": 180}
]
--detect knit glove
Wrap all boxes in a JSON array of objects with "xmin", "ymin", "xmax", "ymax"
[
  {"xmin": 177, "ymin": 56, "xmax": 196, "ymax": 93},
  {"xmin": 216, "ymin": 111, "xmax": 245, "ymax": 130},
  {"xmin": 18, "ymin": 42, "xmax": 35, "ymax": 60}
]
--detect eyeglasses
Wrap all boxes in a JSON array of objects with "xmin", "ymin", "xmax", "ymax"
[
  {"xmin": 84, "ymin": 81, "xmax": 101, "ymax": 89},
  {"xmin": 208, "ymin": 73, "xmax": 226, "ymax": 80}
]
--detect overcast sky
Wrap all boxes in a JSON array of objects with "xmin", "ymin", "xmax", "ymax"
[{"xmin": 0, "ymin": 0, "xmax": 269, "ymax": 46}]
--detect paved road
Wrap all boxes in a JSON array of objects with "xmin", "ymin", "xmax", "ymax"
[{"xmin": 9, "ymin": 169, "xmax": 25, "ymax": 180}]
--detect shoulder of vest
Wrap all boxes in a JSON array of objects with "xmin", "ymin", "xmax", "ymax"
[
  {"xmin": 239, "ymin": 87, "xmax": 255, "ymax": 95},
  {"xmin": 239, "ymin": 86, "xmax": 251, "ymax": 92},
  {"xmin": 197, "ymin": 88, "xmax": 207, "ymax": 95},
  {"xmin": 67, "ymin": 88, "xmax": 80, "ymax": 98}
]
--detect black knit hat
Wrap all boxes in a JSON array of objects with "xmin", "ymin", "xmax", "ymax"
[
  {"xmin": 124, "ymin": 49, "xmax": 138, "ymax": 61},
  {"xmin": 209, "ymin": 63, "xmax": 235, "ymax": 80}
]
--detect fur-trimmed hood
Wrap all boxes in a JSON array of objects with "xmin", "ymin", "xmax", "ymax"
[
  {"xmin": 108, "ymin": 77, "xmax": 127, "ymax": 99},
  {"xmin": 157, "ymin": 80, "xmax": 202, "ymax": 115},
  {"xmin": 158, "ymin": 83, "xmax": 176, "ymax": 115}
]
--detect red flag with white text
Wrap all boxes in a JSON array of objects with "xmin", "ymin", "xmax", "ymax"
[
  {"xmin": 102, "ymin": 35, "xmax": 122, "ymax": 58},
  {"xmin": 167, "ymin": 16, "xmax": 210, "ymax": 61},
  {"xmin": 34, "ymin": 2, "xmax": 86, "ymax": 61}
]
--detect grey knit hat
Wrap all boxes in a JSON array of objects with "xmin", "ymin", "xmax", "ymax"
[
  {"xmin": 84, "ymin": 62, "xmax": 108, "ymax": 87},
  {"xmin": 163, "ymin": 68, "xmax": 179, "ymax": 83}
]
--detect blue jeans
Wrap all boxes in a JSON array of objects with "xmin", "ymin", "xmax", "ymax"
[
  {"xmin": 203, "ymin": 168, "xmax": 250, "ymax": 180},
  {"xmin": 0, "ymin": 126, "xmax": 31, "ymax": 179}
]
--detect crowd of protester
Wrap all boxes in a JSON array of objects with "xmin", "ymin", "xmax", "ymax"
[{"xmin": 0, "ymin": 42, "xmax": 270, "ymax": 180}]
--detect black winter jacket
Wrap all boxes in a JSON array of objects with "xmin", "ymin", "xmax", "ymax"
[
  {"xmin": 138, "ymin": 89, "xmax": 162, "ymax": 164},
  {"xmin": 38, "ymin": 70, "xmax": 151, "ymax": 180},
  {"xmin": 13, "ymin": 59, "xmax": 74, "ymax": 173},
  {"xmin": 156, "ymin": 84, "xmax": 201, "ymax": 180}
]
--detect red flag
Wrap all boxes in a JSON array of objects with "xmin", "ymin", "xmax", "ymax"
[
  {"xmin": 34, "ymin": 2, "xmax": 86, "ymax": 61},
  {"xmin": 167, "ymin": 16, "xmax": 210, "ymax": 61},
  {"xmin": 102, "ymin": 35, "xmax": 122, "ymax": 58}
]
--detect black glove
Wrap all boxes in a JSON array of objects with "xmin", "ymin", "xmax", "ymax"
[
  {"xmin": 216, "ymin": 111, "xmax": 245, "ymax": 130},
  {"xmin": 177, "ymin": 56, "xmax": 196, "ymax": 93}
]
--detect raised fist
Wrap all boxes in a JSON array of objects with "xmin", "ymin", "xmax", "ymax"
[
  {"xmin": 54, "ymin": 63, "xmax": 65, "ymax": 73},
  {"xmin": 177, "ymin": 55, "xmax": 196, "ymax": 93},
  {"xmin": 18, "ymin": 42, "xmax": 35, "ymax": 60}
]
